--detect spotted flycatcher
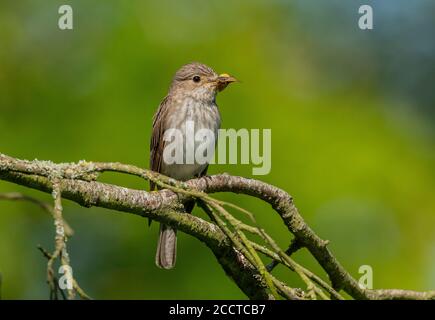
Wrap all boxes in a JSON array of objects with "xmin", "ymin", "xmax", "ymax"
[{"xmin": 150, "ymin": 62, "xmax": 237, "ymax": 269}]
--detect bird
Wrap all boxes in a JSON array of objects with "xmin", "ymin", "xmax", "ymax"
[{"xmin": 150, "ymin": 62, "xmax": 237, "ymax": 269}]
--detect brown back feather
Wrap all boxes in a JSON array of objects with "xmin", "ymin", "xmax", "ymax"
[{"xmin": 149, "ymin": 95, "xmax": 170, "ymax": 191}]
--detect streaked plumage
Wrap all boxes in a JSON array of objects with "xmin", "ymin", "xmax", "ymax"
[{"xmin": 150, "ymin": 62, "xmax": 236, "ymax": 269}]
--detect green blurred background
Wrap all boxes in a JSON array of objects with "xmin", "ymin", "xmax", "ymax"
[{"xmin": 0, "ymin": 0, "xmax": 434, "ymax": 299}]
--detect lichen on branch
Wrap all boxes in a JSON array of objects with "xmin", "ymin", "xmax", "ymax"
[{"xmin": 0, "ymin": 153, "xmax": 433, "ymax": 300}]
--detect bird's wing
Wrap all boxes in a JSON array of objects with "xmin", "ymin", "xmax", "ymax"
[
  {"xmin": 150, "ymin": 95, "xmax": 170, "ymax": 191},
  {"xmin": 197, "ymin": 165, "xmax": 208, "ymax": 177}
]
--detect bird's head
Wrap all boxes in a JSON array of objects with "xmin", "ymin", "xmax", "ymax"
[{"xmin": 169, "ymin": 62, "xmax": 237, "ymax": 102}]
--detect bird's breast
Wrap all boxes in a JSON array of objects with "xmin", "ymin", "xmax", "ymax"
[
  {"xmin": 162, "ymin": 99, "xmax": 220, "ymax": 180},
  {"xmin": 166, "ymin": 99, "xmax": 220, "ymax": 132}
]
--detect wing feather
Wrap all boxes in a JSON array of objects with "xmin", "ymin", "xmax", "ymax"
[{"xmin": 149, "ymin": 95, "xmax": 170, "ymax": 190}]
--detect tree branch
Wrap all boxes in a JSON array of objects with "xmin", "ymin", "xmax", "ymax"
[{"xmin": 0, "ymin": 153, "xmax": 433, "ymax": 300}]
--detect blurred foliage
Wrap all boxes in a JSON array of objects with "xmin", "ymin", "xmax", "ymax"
[{"xmin": 0, "ymin": 0, "xmax": 434, "ymax": 299}]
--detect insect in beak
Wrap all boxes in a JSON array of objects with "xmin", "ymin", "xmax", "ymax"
[{"xmin": 216, "ymin": 73, "xmax": 238, "ymax": 91}]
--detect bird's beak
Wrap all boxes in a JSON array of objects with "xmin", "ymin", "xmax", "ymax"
[
  {"xmin": 217, "ymin": 73, "xmax": 238, "ymax": 83},
  {"xmin": 215, "ymin": 73, "xmax": 238, "ymax": 91}
]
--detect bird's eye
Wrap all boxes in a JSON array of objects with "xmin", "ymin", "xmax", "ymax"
[{"xmin": 192, "ymin": 75, "xmax": 201, "ymax": 83}]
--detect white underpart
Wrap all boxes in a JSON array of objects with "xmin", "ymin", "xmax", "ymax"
[{"xmin": 162, "ymin": 96, "xmax": 221, "ymax": 181}]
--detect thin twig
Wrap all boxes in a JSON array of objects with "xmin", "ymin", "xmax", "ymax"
[
  {"xmin": 266, "ymin": 238, "xmax": 302, "ymax": 272},
  {"xmin": 0, "ymin": 192, "xmax": 73, "ymax": 237},
  {"xmin": 37, "ymin": 245, "xmax": 91, "ymax": 300},
  {"xmin": 1, "ymin": 153, "xmax": 433, "ymax": 300}
]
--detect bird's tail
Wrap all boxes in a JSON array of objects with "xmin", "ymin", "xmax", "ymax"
[{"xmin": 155, "ymin": 224, "xmax": 177, "ymax": 269}]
